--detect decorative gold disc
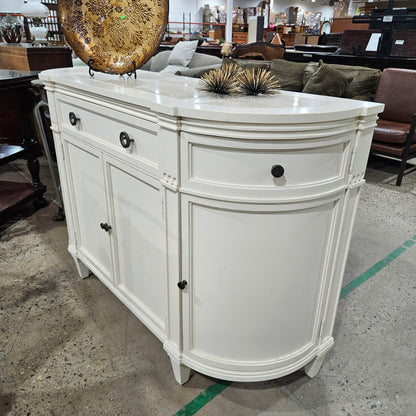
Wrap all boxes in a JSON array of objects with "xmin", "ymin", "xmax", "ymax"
[{"xmin": 58, "ymin": 0, "xmax": 169, "ymax": 74}]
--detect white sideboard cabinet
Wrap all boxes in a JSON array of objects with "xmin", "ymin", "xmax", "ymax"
[{"xmin": 40, "ymin": 68, "xmax": 383, "ymax": 384}]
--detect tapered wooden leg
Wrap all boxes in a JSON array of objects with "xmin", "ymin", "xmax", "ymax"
[
  {"xmin": 170, "ymin": 357, "xmax": 191, "ymax": 385},
  {"xmin": 72, "ymin": 256, "xmax": 90, "ymax": 279},
  {"xmin": 304, "ymin": 355, "xmax": 326, "ymax": 378}
]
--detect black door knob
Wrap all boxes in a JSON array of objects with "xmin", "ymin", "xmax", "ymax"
[
  {"xmin": 271, "ymin": 164, "xmax": 285, "ymax": 178},
  {"xmin": 120, "ymin": 132, "xmax": 134, "ymax": 148},
  {"xmin": 69, "ymin": 112, "xmax": 80, "ymax": 126},
  {"xmin": 100, "ymin": 222, "xmax": 112, "ymax": 232},
  {"xmin": 177, "ymin": 280, "xmax": 188, "ymax": 290}
]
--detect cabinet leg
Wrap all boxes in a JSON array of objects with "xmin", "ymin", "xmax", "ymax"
[
  {"xmin": 304, "ymin": 354, "xmax": 326, "ymax": 378},
  {"xmin": 72, "ymin": 256, "xmax": 90, "ymax": 279},
  {"xmin": 170, "ymin": 357, "xmax": 191, "ymax": 385}
]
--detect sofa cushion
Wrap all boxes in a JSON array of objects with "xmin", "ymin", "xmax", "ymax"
[
  {"xmin": 269, "ymin": 60, "xmax": 308, "ymax": 92},
  {"xmin": 302, "ymin": 61, "xmax": 349, "ymax": 97},
  {"xmin": 222, "ymin": 56, "xmax": 270, "ymax": 71},
  {"xmin": 345, "ymin": 71, "xmax": 380, "ymax": 101},
  {"xmin": 176, "ymin": 64, "xmax": 221, "ymax": 78},
  {"xmin": 304, "ymin": 61, "xmax": 381, "ymax": 101},
  {"xmin": 149, "ymin": 50, "xmax": 171, "ymax": 72},
  {"xmin": 159, "ymin": 64, "xmax": 187, "ymax": 74},
  {"xmin": 168, "ymin": 40, "xmax": 198, "ymax": 67},
  {"xmin": 188, "ymin": 53, "xmax": 222, "ymax": 69}
]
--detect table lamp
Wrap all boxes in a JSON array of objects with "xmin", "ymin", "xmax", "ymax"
[
  {"xmin": 0, "ymin": 0, "xmax": 24, "ymax": 43},
  {"xmin": 21, "ymin": 0, "xmax": 50, "ymax": 46}
]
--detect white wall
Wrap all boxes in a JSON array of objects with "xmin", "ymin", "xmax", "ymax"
[{"xmin": 0, "ymin": 0, "xmax": 25, "ymax": 13}]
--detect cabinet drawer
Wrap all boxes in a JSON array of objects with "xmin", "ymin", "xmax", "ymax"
[
  {"xmin": 56, "ymin": 94, "xmax": 159, "ymax": 173},
  {"xmin": 232, "ymin": 32, "xmax": 248, "ymax": 44},
  {"xmin": 182, "ymin": 132, "xmax": 352, "ymax": 197}
]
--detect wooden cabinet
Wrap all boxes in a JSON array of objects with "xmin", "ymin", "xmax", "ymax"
[
  {"xmin": 0, "ymin": 70, "xmax": 46, "ymax": 220},
  {"xmin": 0, "ymin": 43, "xmax": 72, "ymax": 71},
  {"xmin": 40, "ymin": 68, "xmax": 383, "ymax": 384},
  {"xmin": 232, "ymin": 31, "xmax": 248, "ymax": 43}
]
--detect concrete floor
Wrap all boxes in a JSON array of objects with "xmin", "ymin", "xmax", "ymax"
[{"xmin": 1, "ymin": 155, "xmax": 415, "ymax": 416}]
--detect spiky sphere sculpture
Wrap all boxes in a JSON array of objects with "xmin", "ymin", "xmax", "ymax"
[
  {"xmin": 198, "ymin": 64, "xmax": 240, "ymax": 95},
  {"xmin": 237, "ymin": 68, "xmax": 280, "ymax": 96}
]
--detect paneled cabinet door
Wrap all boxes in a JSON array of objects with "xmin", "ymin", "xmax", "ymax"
[
  {"xmin": 180, "ymin": 193, "xmax": 341, "ymax": 379},
  {"xmin": 63, "ymin": 134, "xmax": 112, "ymax": 281},
  {"xmin": 105, "ymin": 157, "xmax": 167, "ymax": 336}
]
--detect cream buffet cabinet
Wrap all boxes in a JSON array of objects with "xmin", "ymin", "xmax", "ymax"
[{"xmin": 40, "ymin": 68, "xmax": 383, "ymax": 385}]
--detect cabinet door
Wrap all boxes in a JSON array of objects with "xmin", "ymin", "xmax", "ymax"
[
  {"xmin": 63, "ymin": 135, "xmax": 112, "ymax": 280},
  {"xmin": 181, "ymin": 194, "xmax": 341, "ymax": 373},
  {"xmin": 105, "ymin": 158, "xmax": 166, "ymax": 336}
]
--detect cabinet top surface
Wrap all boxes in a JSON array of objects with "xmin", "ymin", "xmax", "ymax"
[{"xmin": 40, "ymin": 67, "xmax": 383, "ymax": 123}]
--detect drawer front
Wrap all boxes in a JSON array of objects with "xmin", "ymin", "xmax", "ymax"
[
  {"xmin": 181, "ymin": 132, "xmax": 352, "ymax": 199},
  {"xmin": 56, "ymin": 94, "xmax": 159, "ymax": 174},
  {"xmin": 232, "ymin": 32, "xmax": 248, "ymax": 44}
]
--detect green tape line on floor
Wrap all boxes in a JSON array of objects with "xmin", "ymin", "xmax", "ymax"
[
  {"xmin": 404, "ymin": 239, "xmax": 416, "ymax": 248},
  {"xmin": 340, "ymin": 242, "xmax": 410, "ymax": 299},
  {"xmin": 173, "ymin": 380, "xmax": 232, "ymax": 416}
]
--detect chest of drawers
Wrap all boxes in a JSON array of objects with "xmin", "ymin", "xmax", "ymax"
[{"xmin": 40, "ymin": 68, "xmax": 383, "ymax": 384}]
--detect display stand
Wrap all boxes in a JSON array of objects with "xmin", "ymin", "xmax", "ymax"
[{"xmin": 87, "ymin": 59, "xmax": 138, "ymax": 79}]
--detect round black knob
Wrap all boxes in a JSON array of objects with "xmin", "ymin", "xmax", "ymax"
[
  {"xmin": 69, "ymin": 112, "xmax": 80, "ymax": 126},
  {"xmin": 100, "ymin": 222, "xmax": 112, "ymax": 232},
  {"xmin": 120, "ymin": 132, "xmax": 134, "ymax": 148},
  {"xmin": 177, "ymin": 280, "xmax": 188, "ymax": 290},
  {"xmin": 271, "ymin": 164, "xmax": 285, "ymax": 178}
]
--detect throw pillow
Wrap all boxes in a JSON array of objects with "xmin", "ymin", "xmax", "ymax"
[
  {"xmin": 303, "ymin": 62, "xmax": 381, "ymax": 101},
  {"xmin": 167, "ymin": 40, "xmax": 198, "ymax": 67},
  {"xmin": 343, "ymin": 71, "xmax": 381, "ymax": 101},
  {"xmin": 176, "ymin": 64, "xmax": 221, "ymax": 78},
  {"xmin": 303, "ymin": 62, "xmax": 319, "ymax": 86},
  {"xmin": 302, "ymin": 61, "xmax": 349, "ymax": 97},
  {"xmin": 270, "ymin": 60, "xmax": 308, "ymax": 92},
  {"xmin": 149, "ymin": 50, "xmax": 171, "ymax": 72}
]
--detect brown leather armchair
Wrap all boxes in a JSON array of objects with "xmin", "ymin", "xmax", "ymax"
[{"xmin": 371, "ymin": 68, "xmax": 416, "ymax": 186}]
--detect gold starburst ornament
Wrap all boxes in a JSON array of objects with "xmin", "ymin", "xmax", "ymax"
[
  {"xmin": 237, "ymin": 68, "xmax": 280, "ymax": 96},
  {"xmin": 198, "ymin": 64, "xmax": 241, "ymax": 95}
]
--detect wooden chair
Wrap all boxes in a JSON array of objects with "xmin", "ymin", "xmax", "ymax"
[
  {"xmin": 231, "ymin": 42, "xmax": 284, "ymax": 61},
  {"xmin": 371, "ymin": 68, "xmax": 416, "ymax": 186}
]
